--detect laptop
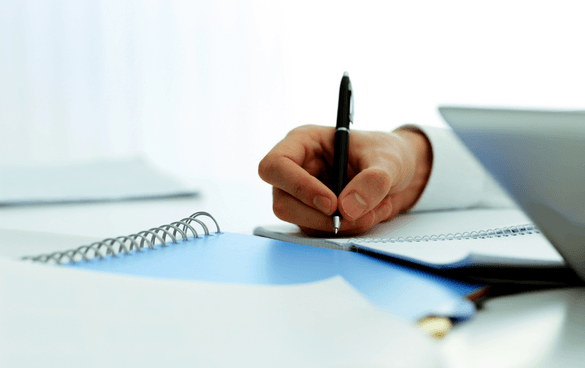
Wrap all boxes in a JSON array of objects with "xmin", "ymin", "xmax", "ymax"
[{"xmin": 439, "ymin": 107, "xmax": 585, "ymax": 282}]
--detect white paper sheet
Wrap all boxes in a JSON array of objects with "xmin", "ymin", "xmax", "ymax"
[
  {"xmin": 0, "ymin": 257, "xmax": 442, "ymax": 368},
  {"xmin": 0, "ymin": 228, "xmax": 101, "ymax": 258},
  {"xmin": 0, "ymin": 158, "xmax": 197, "ymax": 205}
]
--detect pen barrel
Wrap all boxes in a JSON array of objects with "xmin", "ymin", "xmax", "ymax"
[{"xmin": 332, "ymin": 129, "xmax": 349, "ymax": 197}]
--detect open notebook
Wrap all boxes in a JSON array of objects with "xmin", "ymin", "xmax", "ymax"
[
  {"xmin": 21, "ymin": 211, "xmax": 483, "ymax": 322},
  {"xmin": 253, "ymin": 208, "xmax": 564, "ymax": 269}
]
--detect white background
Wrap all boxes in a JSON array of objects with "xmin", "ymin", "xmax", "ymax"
[{"xmin": 1, "ymin": 0, "xmax": 584, "ymax": 187}]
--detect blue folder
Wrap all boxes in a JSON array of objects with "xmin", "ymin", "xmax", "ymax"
[{"xmin": 66, "ymin": 232, "xmax": 481, "ymax": 322}]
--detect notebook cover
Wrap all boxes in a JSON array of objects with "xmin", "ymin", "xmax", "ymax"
[{"xmin": 67, "ymin": 232, "xmax": 481, "ymax": 322}]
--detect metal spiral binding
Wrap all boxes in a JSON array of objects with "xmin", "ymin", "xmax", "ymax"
[
  {"xmin": 22, "ymin": 211, "xmax": 221, "ymax": 265},
  {"xmin": 350, "ymin": 224, "xmax": 540, "ymax": 245}
]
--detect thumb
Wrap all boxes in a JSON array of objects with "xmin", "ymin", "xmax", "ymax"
[{"xmin": 338, "ymin": 168, "xmax": 392, "ymax": 220}]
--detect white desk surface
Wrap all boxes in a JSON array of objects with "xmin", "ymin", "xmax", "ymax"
[{"xmin": 0, "ymin": 178, "xmax": 583, "ymax": 367}]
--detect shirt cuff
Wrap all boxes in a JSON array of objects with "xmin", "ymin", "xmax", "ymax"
[{"xmin": 403, "ymin": 125, "xmax": 515, "ymax": 212}]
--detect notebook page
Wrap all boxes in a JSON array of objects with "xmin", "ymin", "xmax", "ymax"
[
  {"xmin": 353, "ymin": 208, "xmax": 533, "ymax": 240},
  {"xmin": 360, "ymin": 232, "xmax": 563, "ymax": 268},
  {"xmin": 256, "ymin": 209, "xmax": 535, "ymax": 247},
  {"xmin": 254, "ymin": 208, "xmax": 563, "ymax": 268},
  {"xmin": 349, "ymin": 209, "xmax": 563, "ymax": 267},
  {"xmin": 0, "ymin": 257, "xmax": 441, "ymax": 368}
]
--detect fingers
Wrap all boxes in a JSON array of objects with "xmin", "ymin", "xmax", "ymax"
[
  {"xmin": 300, "ymin": 202, "xmax": 394, "ymax": 236},
  {"xmin": 261, "ymin": 156, "xmax": 336, "ymax": 215},
  {"xmin": 337, "ymin": 131, "xmax": 417, "ymax": 221},
  {"xmin": 259, "ymin": 126, "xmax": 429, "ymax": 236},
  {"xmin": 258, "ymin": 125, "xmax": 337, "ymax": 216},
  {"xmin": 272, "ymin": 187, "xmax": 383, "ymax": 234},
  {"xmin": 337, "ymin": 167, "xmax": 392, "ymax": 221},
  {"xmin": 273, "ymin": 185, "xmax": 397, "ymax": 236},
  {"xmin": 271, "ymin": 187, "xmax": 332, "ymax": 231}
]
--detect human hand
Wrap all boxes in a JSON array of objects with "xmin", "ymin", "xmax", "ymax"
[{"xmin": 258, "ymin": 125, "xmax": 432, "ymax": 235}]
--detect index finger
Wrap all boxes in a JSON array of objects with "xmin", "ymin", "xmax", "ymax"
[{"xmin": 258, "ymin": 129, "xmax": 337, "ymax": 216}]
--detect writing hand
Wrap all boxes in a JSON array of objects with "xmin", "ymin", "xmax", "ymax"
[{"xmin": 258, "ymin": 125, "xmax": 432, "ymax": 235}]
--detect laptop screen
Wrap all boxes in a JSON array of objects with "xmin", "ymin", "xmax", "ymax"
[{"xmin": 439, "ymin": 107, "xmax": 585, "ymax": 281}]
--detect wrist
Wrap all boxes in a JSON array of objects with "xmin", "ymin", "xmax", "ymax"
[{"xmin": 394, "ymin": 127, "xmax": 433, "ymax": 211}]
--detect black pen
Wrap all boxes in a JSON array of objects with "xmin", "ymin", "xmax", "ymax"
[{"xmin": 332, "ymin": 72, "xmax": 353, "ymax": 234}]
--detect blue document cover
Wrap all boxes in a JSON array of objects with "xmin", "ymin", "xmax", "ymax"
[{"xmin": 67, "ymin": 232, "xmax": 481, "ymax": 322}]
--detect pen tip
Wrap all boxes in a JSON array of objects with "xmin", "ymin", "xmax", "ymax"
[
  {"xmin": 333, "ymin": 216, "xmax": 341, "ymax": 235},
  {"xmin": 343, "ymin": 71, "xmax": 349, "ymax": 77}
]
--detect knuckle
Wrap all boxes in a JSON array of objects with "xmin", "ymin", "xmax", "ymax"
[
  {"xmin": 271, "ymin": 188, "xmax": 296, "ymax": 222},
  {"xmin": 258, "ymin": 155, "xmax": 276, "ymax": 182},
  {"xmin": 288, "ymin": 124, "xmax": 318, "ymax": 135},
  {"xmin": 287, "ymin": 124, "xmax": 332, "ymax": 142},
  {"xmin": 272, "ymin": 198, "xmax": 291, "ymax": 222},
  {"xmin": 259, "ymin": 156, "xmax": 294, "ymax": 191},
  {"xmin": 288, "ymin": 181, "xmax": 305, "ymax": 201}
]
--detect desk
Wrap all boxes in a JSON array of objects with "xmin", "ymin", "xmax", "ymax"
[
  {"xmin": 441, "ymin": 288, "xmax": 585, "ymax": 367},
  {"xmin": 1, "ymin": 179, "xmax": 583, "ymax": 367},
  {"xmin": 0, "ymin": 178, "xmax": 280, "ymax": 241}
]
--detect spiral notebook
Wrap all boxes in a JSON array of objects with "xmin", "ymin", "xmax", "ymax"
[
  {"xmin": 253, "ymin": 208, "xmax": 565, "ymax": 270},
  {"xmin": 22, "ymin": 211, "xmax": 483, "ymax": 322}
]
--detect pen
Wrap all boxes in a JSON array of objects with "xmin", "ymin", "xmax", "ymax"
[{"xmin": 332, "ymin": 72, "xmax": 353, "ymax": 234}]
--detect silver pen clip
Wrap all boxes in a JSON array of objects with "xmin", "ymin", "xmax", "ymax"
[
  {"xmin": 349, "ymin": 90, "xmax": 354, "ymax": 124},
  {"xmin": 344, "ymin": 71, "xmax": 354, "ymax": 124}
]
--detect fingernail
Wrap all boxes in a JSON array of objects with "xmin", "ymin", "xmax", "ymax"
[
  {"xmin": 313, "ymin": 196, "xmax": 332, "ymax": 214},
  {"xmin": 342, "ymin": 192, "xmax": 368, "ymax": 220}
]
